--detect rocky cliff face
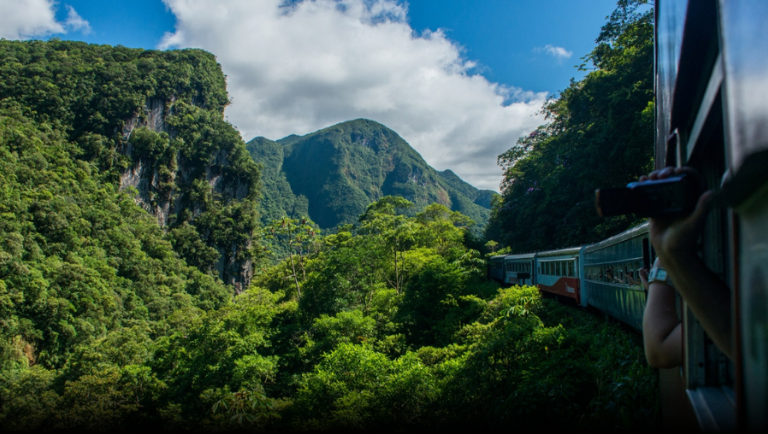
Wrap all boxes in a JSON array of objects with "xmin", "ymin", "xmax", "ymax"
[
  {"xmin": 117, "ymin": 98, "xmax": 258, "ymax": 291},
  {"xmin": 120, "ymin": 98, "xmax": 174, "ymax": 225}
]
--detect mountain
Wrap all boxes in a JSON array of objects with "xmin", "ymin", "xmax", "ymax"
[
  {"xmin": 0, "ymin": 41, "xmax": 261, "ymax": 290},
  {"xmin": 247, "ymin": 119, "xmax": 497, "ymax": 229}
]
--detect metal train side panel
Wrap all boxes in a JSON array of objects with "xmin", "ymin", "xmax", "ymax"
[
  {"xmin": 503, "ymin": 253, "xmax": 536, "ymax": 286},
  {"xmin": 737, "ymin": 187, "xmax": 768, "ymax": 430},
  {"xmin": 718, "ymin": 3, "xmax": 768, "ymax": 428},
  {"xmin": 581, "ymin": 223, "xmax": 650, "ymax": 331},
  {"xmin": 578, "ymin": 246, "xmax": 587, "ymax": 307},
  {"xmin": 535, "ymin": 247, "xmax": 581, "ymax": 304},
  {"xmin": 488, "ymin": 255, "xmax": 505, "ymax": 282}
]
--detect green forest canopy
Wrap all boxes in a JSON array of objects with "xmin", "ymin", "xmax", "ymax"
[{"xmin": 0, "ymin": 1, "xmax": 659, "ymax": 430}]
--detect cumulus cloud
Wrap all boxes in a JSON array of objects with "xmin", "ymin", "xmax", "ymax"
[
  {"xmin": 0, "ymin": 0, "xmax": 90, "ymax": 40},
  {"xmin": 535, "ymin": 44, "xmax": 573, "ymax": 61},
  {"xmin": 160, "ymin": 0, "xmax": 547, "ymax": 190}
]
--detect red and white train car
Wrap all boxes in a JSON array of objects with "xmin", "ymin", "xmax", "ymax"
[{"xmin": 534, "ymin": 247, "xmax": 582, "ymax": 304}]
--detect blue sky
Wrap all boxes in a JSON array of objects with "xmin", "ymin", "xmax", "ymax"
[
  {"xmin": 3, "ymin": 0, "xmax": 625, "ymax": 190},
  {"xmin": 54, "ymin": 0, "xmax": 618, "ymax": 95}
]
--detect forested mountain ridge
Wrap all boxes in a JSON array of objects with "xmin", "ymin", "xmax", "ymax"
[
  {"xmin": 0, "ymin": 40, "xmax": 260, "ymax": 289},
  {"xmin": 0, "ymin": 39, "xmax": 261, "ymax": 370},
  {"xmin": 247, "ymin": 119, "xmax": 497, "ymax": 229}
]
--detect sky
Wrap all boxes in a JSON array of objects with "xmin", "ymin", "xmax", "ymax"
[{"xmin": 0, "ymin": 0, "xmax": 621, "ymax": 191}]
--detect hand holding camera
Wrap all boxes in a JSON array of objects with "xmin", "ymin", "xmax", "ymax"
[{"xmin": 596, "ymin": 166, "xmax": 714, "ymax": 259}]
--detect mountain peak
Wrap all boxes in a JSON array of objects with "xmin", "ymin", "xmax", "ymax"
[{"xmin": 247, "ymin": 120, "xmax": 496, "ymax": 229}]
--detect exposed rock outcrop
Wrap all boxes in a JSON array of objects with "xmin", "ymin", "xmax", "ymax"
[{"xmin": 118, "ymin": 97, "xmax": 255, "ymax": 289}]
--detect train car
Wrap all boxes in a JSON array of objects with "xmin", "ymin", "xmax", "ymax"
[
  {"xmin": 580, "ymin": 222, "xmax": 651, "ymax": 331},
  {"xmin": 503, "ymin": 253, "xmax": 536, "ymax": 286},
  {"xmin": 655, "ymin": 0, "xmax": 768, "ymax": 430},
  {"xmin": 534, "ymin": 247, "xmax": 582, "ymax": 304},
  {"xmin": 488, "ymin": 255, "xmax": 505, "ymax": 282}
]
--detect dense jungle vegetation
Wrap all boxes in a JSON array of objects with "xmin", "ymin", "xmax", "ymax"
[
  {"xmin": 0, "ymin": 0, "xmax": 660, "ymax": 431},
  {"xmin": 487, "ymin": 0, "xmax": 654, "ymax": 252}
]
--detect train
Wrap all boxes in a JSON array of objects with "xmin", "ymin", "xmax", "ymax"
[
  {"xmin": 490, "ymin": 1, "xmax": 768, "ymax": 431},
  {"xmin": 488, "ymin": 222, "xmax": 651, "ymax": 332}
]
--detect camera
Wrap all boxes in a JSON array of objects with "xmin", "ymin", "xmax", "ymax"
[{"xmin": 595, "ymin": 173, "xmax": 702, "ymax": 218}]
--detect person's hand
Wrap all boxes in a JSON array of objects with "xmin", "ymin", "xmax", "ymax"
[
  {"xmin": 639, "ymin": 267, "xmax": 650, "ymax": 291},
  {"xmin": 639, "ymin": 167, "xmax": 714, "ymax": 261}
]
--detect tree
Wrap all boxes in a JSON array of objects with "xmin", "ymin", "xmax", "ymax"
[{"xmin": 263, "ymin": 217, "xmax": 320, "ymax": 299}]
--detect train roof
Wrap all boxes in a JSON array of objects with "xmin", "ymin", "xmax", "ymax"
[
  {"xmin": 537, "ymin": 246, "xmax": 582, "ymax": 258},
  {"xmin": 502, "ymin": 252, "xmax": 537, "ymax": 260},
  {"xmin": 489, "ymin": 255, "xmax": 505, "ymax": 261},
  {"xmin": 584, "ymin": 221, "xmax": 649, "ymax": 253}
]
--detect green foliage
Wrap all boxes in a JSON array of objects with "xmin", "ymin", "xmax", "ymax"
[
  {"xmin": 487, "ymin": 0, "xmax": 654, "ymax": 252},
  {"xmin": 247, "ymin": 119, "xmax": 497, "ymax": 231},
  {"xmin": 0, "ymin": 10, "xmax": 660, "ymax": 429},
  {"xmin": 0, "ymin": 38, "xmax": 261, "ymax": 289},
  {"xmin": 0, "ymin": 107, "xmax": 231, "ymax": 369}
]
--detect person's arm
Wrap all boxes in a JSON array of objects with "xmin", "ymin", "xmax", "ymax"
[
  {"xmin": 641, "ymin": 259, "xmax": 683, "ymax": 368},
  {"xmin": 658, "ymin": 250, "xmax": 732, "ymax": 359},
  {"xmin": 642, "ymin": 167, "xmax": 733, "ymax": 359}
]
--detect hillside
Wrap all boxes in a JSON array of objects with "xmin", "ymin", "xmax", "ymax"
[
  {"xmin": 0, "ymin": 39, "xmax": 259, "ymax": 368},
  {"xmin": 247, "ymin": 119, "xmax": 497, "ymax": 229}
]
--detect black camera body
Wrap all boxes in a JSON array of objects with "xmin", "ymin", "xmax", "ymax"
[{"xmin": 595, "ymin": 174, "xmax": 701, "ymax": 218}]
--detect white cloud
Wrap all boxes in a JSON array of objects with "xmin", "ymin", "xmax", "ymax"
[
  {"xmin": 535, "ymin": 44, "xmax": 573, "ymax": 61},
  {"xmin": 160, "ymin": 0, "xmax": 547, "ymax": 191},
  {"xmin": 64, "ymin": 5, "xmax": 91, "ymax": 35},
  {"xmin": 0, "ymin": 0, "xmax": 90, "ymax": 40}
]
